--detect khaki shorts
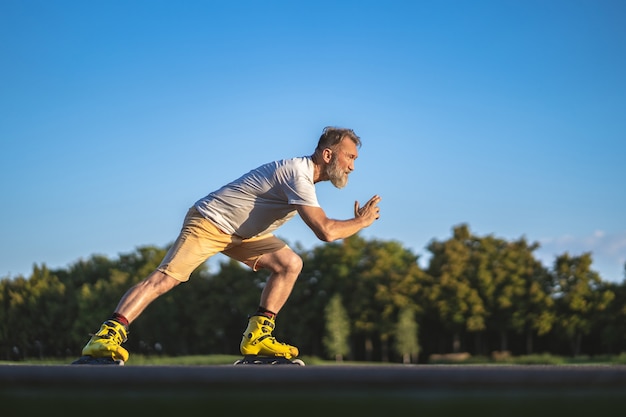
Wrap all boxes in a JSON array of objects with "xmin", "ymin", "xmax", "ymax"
[{"xmin": 157, "ymin": 207, "xmax": 288, "ymax": 282}]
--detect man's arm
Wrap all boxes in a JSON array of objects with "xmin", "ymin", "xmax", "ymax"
[{"xmin": 296, "ymin": 195, "xmax": 381, "ymax": 242}]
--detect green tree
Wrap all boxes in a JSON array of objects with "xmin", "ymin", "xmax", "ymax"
[
  {"xmin": 6, "ymin": 229, "xmax": 626, "ymax": 360},
  {"xmin": 394, "ymin": 307, "xmax": 419, "ymax": 363},
  {"xmin": 467, "ymin": 235, "xmax": 554, "ymax": 355},
  {"xmin": 465, "ymin": 233, "xmax": 517, "ymax": 354},
  {"xmin": 0, "ymin": 278, "xmax": 6, "ymax": 356},
  {"xmin": 596, "ymin": 281, "xmax": 626, "ymax": 354},
  {"xmin": 286, "ymin": 235, "xmax": 424, "ymax": 361},
  {"xmin": 323, "ymin": 294, "xmax": 350, "ymax": 361},
  {"xmin": 553, "ymin": 252, "xmax": 614, "ymax": 356},
  {"xmin": 357, "ymin": 238, "xmax": 423, "ymax": 361},
  {"xmin": 511, "ymin": 248, "xmax": 555, "ymax": 355},
  {"xmin": 425, "ymin": 224, "xmax": 486, "ymax": 353},
  {"xmin": 1, "ymin": 265, "xmax": 68, "ymax": 357}
]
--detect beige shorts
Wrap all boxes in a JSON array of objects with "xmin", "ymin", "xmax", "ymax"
[{"xmin": 157, "ymin": 207, "xmax": 288, "ymax": 282}]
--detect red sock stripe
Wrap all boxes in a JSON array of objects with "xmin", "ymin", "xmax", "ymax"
[{"xmin": 111, "ymin": 313, "xmax": 129, "ymax": 328}]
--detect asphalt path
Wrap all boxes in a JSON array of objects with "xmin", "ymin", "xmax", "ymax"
[{"xmin": 2, "ymin": 364, "xmax": 626, "ymax": 416}]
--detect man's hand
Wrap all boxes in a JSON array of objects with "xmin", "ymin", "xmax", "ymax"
[
  {"xmin": 354, "ymin": 195, "xmax": 382, "ymax": 226},
  {"xmin": 297, "ymin": 195, "xmax": 382, "ymax": 242}
]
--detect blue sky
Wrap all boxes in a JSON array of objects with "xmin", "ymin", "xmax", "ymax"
[{"xmin": 1, "ymin": 0, "xmax": 625, "ymax": 282}]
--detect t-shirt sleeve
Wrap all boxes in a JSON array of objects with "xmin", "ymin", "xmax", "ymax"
[{"xmin": 285, "ymin": 175, "xmax": 320, "ymax": 207}]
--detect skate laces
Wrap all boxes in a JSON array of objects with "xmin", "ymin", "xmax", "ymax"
[
  {"xmin": 91, "ymin": 320, "xmax": 128, "ymax": 344},
  {"xmin": 254, "ymin": 318, "xmax": 291, "ymax": 346}
]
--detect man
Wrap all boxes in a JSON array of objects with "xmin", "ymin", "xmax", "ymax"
[{"xmin": 78, "ymin": 126, "xmax": 381, "ymax": 363}]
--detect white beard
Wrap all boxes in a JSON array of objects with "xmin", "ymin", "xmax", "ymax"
[{"xmin": 326, "ymin": 155, "xmax": 348, "ymax": 189}]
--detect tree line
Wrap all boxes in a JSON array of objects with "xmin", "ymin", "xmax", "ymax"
[{"xmin": 1, "ymin": 224, "xmax": 625, "ymax": 362}]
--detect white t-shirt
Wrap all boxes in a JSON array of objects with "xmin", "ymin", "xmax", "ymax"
[{"xmin": 194, "ymin": 156, "xmax": 320, "ymax": 238}]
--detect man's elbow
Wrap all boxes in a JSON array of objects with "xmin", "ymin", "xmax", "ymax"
[
  {"xmin": 314, "ymin": 229, "xmax": 336, "ymax": 242},
  {"xmin": 315, "ymin": 232, "xmax": 334, "ymax": 242}
]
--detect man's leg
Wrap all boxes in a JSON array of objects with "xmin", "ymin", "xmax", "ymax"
[
  {"xmin": 253, "ymin": 246, "xmax": 303, "ymax": 314},
  {"xmin": 113, "ymin": 270, "xmax": 181, "ymax": 324},
  {"xmin": 78, "ymin": 207, "xmax": 228, "ymax": 362},
  {"xmin": 239, "ymin": 246, "xmax": 303, "ymax": 358},
  {"xmin": 79, "ymin": 271, "xmax": 180, "ymax": 362}
]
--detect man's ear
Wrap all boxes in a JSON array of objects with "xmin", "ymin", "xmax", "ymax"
[{"xmin": 322, "ymin": 148, "xmax": 333, "ymax": 163}]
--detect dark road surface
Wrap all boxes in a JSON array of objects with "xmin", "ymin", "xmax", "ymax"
[{"xmin": 2, "ymin": 364, "xmax": 626, "ymax": 416}]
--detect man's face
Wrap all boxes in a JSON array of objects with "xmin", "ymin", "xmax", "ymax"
[{"xmin": 325, "ymin": 137, "xmax": 358, "ymax": 189}]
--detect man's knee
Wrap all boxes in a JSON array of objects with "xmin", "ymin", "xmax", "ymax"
[
  {"xmin": 283, "ymin": 250, "xmax": 303, "ymax": 275},
  {"xmin": 260, "ymin": 248, "xmax": 303, "ymax": 275}
]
